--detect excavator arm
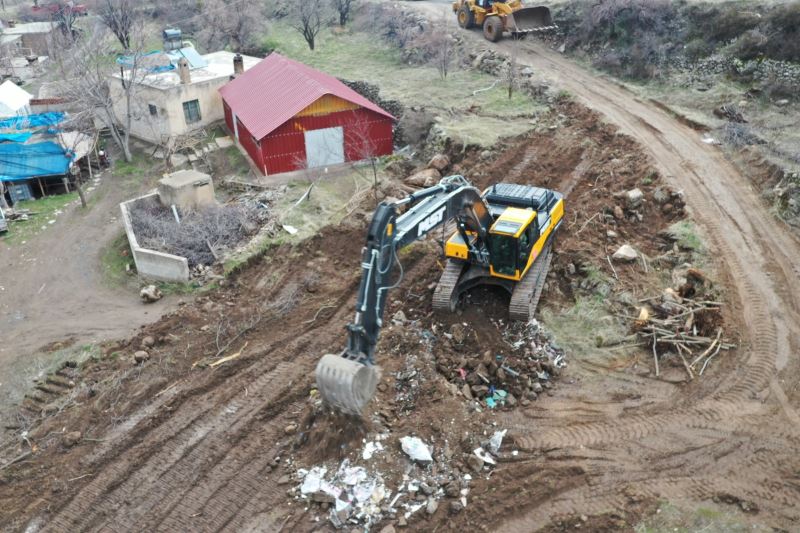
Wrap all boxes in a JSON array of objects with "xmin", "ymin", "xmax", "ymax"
[{"xmin": 316, "ymin": 176, "xmax": 491, "ymax": 414}]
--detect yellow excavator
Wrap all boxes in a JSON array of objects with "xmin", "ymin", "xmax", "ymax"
[
  {"xmin": 453, "ymin": 0, "xmax": 555, "ymax": 42},
  {"xmin": 316, "ymin": 176, "xmax": 564, "ymax": 414}
]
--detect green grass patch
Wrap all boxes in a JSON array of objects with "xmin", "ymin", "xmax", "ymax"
[
  {"xmin": 667, "ymin": 220, "xmax": 705, "ymax": 253},
  {"xmin": 267, "ymin": 25, "xmax": 545, "ymax": 146},
  {"xmin": 100, "ymin": 232, "xmax": 139, "ymax": 289},
  {"xmin": 543, "ymin": 297, "xmax": 633, "ymax": 366},
  {"xmin": 1, "ymin": 192, "xmax": 79, "ymax": 246}
]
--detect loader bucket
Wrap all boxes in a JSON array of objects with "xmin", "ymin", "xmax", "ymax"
[
  {"xmin": 507, "ymin": 6, "xmax": 554, "ymax": 33},
  {"xmin": 315, "ymin": 353, "xmax": 380, "ymax": 415}
]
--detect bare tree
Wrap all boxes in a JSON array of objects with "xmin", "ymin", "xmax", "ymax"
[
  {"xmin": 348, "ymin": 116, "xmax": 385, "ymax": 204},
  {"xmin": 290, "ymin": 0, "xmax": 330, "ymax": 51},
  {"xmin": 412, "ymin": 12, "xmax": 458, "ymax": 79},
  {"xmin": 51, "ymin": 22, "xmax": 150, "ymax": 162},
  {"xmin": 505, "ymin": 42, "xmax": 519, "ymax": 99},
  {"xmin": 197, "ymin": 0, "xmax": 265, "ymax": 54},
  {"xmin": 96, "ymin": 0, "xmax": 138, "ymax": 51},
  {"xmin": 332, "ymin": 0, "xmax": 354, "ymax": 28}
]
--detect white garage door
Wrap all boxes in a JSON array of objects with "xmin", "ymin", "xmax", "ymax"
[{"xmin": 304, "ymin": 126, "xmax": 345, "ymax": 168}]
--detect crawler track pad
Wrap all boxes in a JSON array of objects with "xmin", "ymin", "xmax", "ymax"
[{"xmin": 315, "ymin": 354, "xmax": 380, "ymax": 415}]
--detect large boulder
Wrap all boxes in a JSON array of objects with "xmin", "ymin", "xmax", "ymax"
[
  {"xmin": 427, "ymin": 154, "xmax": 450, "ymax": 172},
  {"xmin": 612, "ymin": 244, "xmax": 638, "ymax": 262},
  {"xmin": 405, "ymin": 168, "xmax": 441, "ymax": 188}
]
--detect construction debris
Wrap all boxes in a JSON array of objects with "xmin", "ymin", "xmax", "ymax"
[{"xmin": 400, "ymin": 436, "xmax": 433, "ymax": 463}]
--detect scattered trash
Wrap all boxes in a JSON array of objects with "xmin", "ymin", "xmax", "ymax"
[
  {"xmin": 297, "ymin": 460, "xmax": 389, "ymax": 529},
  {"xmin": 488, "ymin": 429, "xmax": 507, "ymax": 454},
  {"xmin": 363, "ymin": 441, "xmax": 384, "ymax": 460},
  {"xmin": 473, "ymin": 447, "xmax": 496, "ymax": 465},
  {"xmin": 400, "ymin": 436, "xmax": 433, "ymax": 463},
  {"xmin": 282, "ymin": 224, "xmax": 298, "ymax": 235}
]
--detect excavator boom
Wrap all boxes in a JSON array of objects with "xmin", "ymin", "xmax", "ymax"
[{"xmin": 316, "ymin": 176, "xmax": 491, "ymax": 414}]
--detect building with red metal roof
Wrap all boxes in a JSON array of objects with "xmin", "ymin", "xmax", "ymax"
[{"xmin": 219, "ymin": 53, "xmax": 394, "ymax": 175}]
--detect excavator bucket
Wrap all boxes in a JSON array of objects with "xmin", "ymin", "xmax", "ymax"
[
  {"xmin": 315, "ymin": 354, "xmax": 380, "ymax": 415},
  {"xmin": 507, "ymin": 6, "xmax": 554, "ymax": 33}
]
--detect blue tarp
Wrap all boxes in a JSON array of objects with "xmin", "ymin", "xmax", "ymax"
[
  {"xmin": 0, "ymin": 141, "xmax": 70, "ymax": 182},
  {"xmin": 0, "ymin": 132, "xmax": 32, "ymax": 143},
  {"xmin": 116, "ymin": 50, "xmax": 175, "ymax": 73},
  {"xmin": 0, "ymin": 112, "xmax": 65, "ymax": 131}
]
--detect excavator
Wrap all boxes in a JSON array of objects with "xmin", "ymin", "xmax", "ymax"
[
  {"xmin": 316, "ymin": 175, "xmax": 564, "ymax": 414},
  {"xmin": 453, "ymin": 0, "xmax": 555, "ymax": 42}
]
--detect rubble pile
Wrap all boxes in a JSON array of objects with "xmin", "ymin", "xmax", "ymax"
[
  {"xmin": 293, "ymin": 431, "xmax": 495, "ymax": 529},
  {"xmin": 435, "ymin": 319, "xmax": 566, "ymax": 409}
]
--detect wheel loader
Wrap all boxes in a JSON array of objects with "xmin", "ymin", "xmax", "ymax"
[
  {"xmin": 453, "ymin": 0, "xmax": 555, "ymax": 42},
  {"xmin": 316, "ymin": 175, "xmax": 564, "ymax": 415}
]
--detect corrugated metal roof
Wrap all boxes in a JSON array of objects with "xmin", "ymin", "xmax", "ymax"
[{"xmin": 219, "ymin": 53, "xmax": 394, "ymax": 140}]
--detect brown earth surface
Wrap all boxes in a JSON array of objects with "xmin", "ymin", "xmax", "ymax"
[{"xmin": 2, "ymin": 93, "xmax": 798, "ymax": 532}]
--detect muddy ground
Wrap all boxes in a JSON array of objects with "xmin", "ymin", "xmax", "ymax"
[{"xmin": 1, "ymin": 100, "xmax": 798, "ymax": 532}]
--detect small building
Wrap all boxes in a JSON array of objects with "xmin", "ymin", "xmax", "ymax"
[
  {"xmin": 110, "ymin": 45, "xmax": 259, "ymax": 145},
  {"xmin": 219, "ymin": 53, "xmax": 394, "ymax": 176},
  {"xmin": 158, "ymin": 169, "xmax": 215, "ymax": 210},
  {"xmin": 0, "ymin": 80, "xmax": 32, "ymax": 117},
  {"xmin": 0, "ymin": 21, "xmax": 56, "ymax": 56}
]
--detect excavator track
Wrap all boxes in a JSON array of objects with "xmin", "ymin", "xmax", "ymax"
[
  {"xmin": 509, "ymin": 244, "xmax": 552, "ymax": 322},
  {"xmin": 433, "ymin": 259, "xmax": 466, "ymax": 312}
]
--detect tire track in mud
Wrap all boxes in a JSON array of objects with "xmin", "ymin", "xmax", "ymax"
[
  {"xmin": 41, "ymin": 270, "xmax": 366, "ymax": 530},
  {"xmin": 43, "ymin": 361, "xmax": 303, "ymax": 532}
]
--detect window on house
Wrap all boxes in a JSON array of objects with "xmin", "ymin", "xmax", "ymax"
[
  {"xmin": 182, "ymin": 100, "xmax": 201, "ymax": 124},
  {"xmin": 148, "ymin": 104, "xmax": 158, "ymax": 116}
]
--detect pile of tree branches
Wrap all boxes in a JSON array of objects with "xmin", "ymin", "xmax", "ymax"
[
  {"xmin": 130, "ymin": 197, "xmax": 262, "ymax": 267},
  {"xmin": 633, "ymin": 290, "xmax": 735, "ymax": 380}
]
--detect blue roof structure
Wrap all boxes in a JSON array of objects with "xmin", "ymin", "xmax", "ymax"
[
  {"xmin": 0, "ymin": 112, "xmax": 64, "ymax": 131},
  {"xmin": 0, "ymin": 141, "xmax": 70, "ymax": 182}
]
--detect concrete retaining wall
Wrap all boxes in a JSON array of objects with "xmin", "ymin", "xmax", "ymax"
[{"xmin": 119, "ymin": 193, "xmax": 190, "ymax": 283}]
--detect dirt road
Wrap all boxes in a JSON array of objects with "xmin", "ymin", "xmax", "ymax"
[{"xmin": 0, "ymin": 172, "xmax": 174, "ymax": 421}]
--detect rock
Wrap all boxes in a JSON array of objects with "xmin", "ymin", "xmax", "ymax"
[
  {"xmin": 311, "ymin": 491, "xmax": 335, "ymax": 504},
  {"xmin": 379, "ymin": 526, "xmax": 396, "ymax": 533},
  {"xmin": 612, "ymin": 244, "xmax": 638, "ymax": 262},
  {"xmin": 405, "ymin": 168, "xmax": 441, "ymax": 188},
  {"xmin": 140, "ymin": 285, "xmax": 163, "ymax": 303},
  {"xmin": 134, "ymin": 350, "xmax": 150, "ymax": 363},
  {"xmin": 398, "ymin": 515, "xmax": 408, "ymax": 527},
  {"xmin": 661, "ymin": 203, "xmax": 673, "ymax": 214},
  {"xmin": 202, "ymin": 301, "xmax": 217, "ymax": 313},
  {"xmin": 200, "ymin": 325, "xmax": 211, "ymax": 332},
  {"xmin": 506, "ymin": 393, "xmax": 517, "ymax": 407},
  {"xmin": 467, "ymin": 454, "xmax": 484, "ymax": 472},
  {"xmin": 461, "ymin": 383, "xmax": 473, "ymax": 400},
  {"xmin": 449, "ymin": 501, "xmax": 465, "ymax": 514},
  {"xmin": 62, "ymin": 431, "xmax": 82, "ymax": 447},
  {"xmin": 450, "ymin": 323, "xmax": 466, "ymax": 344},
  {"xmin": 566, "ymin": 262, "xmax": 576, "ymax": 275},
  {"xmin": 427, "ymin": 154, "xmax": 450, "ymax": 172},
  {"xmin": 653, "ymin": 187, "xmax": 670, "ymax": 205},
  {"xmin": 532, "ymin": 382, "xmax": 544, "ymax": 393},
  {"xmin": 445, "ymin": 482, "xmax": 460, "ymax": 498},
  {"xmin": 43, "ymin": 403, "xmax": 59, "ymax": 415},
  {"xmin": 626, "ymin": 188, "xmax": 644, "ymax": 209},
  {"xmin": 613, "ymin": 205, "xmax": 624, "ymax": 220},
  {"xmin": 284, "ymin": 423, "xmax": 298, "ymax": 435},
  {"xmin": 775, "ymin": 99, "xmax": 790, "ymax": 107},
  {"xmin": 479, "ymin": 150, "xmax": 492, "ymax": 161},
  {"xmin": 496, "ymin": 368, "xmax": 506, "ymax": 382},
  {"xmin": 426, "ymin": 498, "xmax": 439, "ymax": 515},
  {"xmin": 521, "ymin": 66, "xmax": 534, "ymax": 76},
  {"xmin": 606, "ymin": 230, "xmax": 619, "ymax": 239},
  {"xmin": 141, "ymin": 335, "xmax": 155, "ymax": 348},
  {"xmin": 420, "ymin": 482, "xmax": 435, "ymax": 496},
  {"xmin": 392, "ymin": 310, "xmax": 407, "ymax": 324},
  {"xmin": 277, "ymin": 474, "xmax": 291, "ymax": 485}
]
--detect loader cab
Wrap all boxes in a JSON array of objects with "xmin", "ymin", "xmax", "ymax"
[{"xmin": 488, "ymin": 207, "xmax": 538, "ymax": 280}]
